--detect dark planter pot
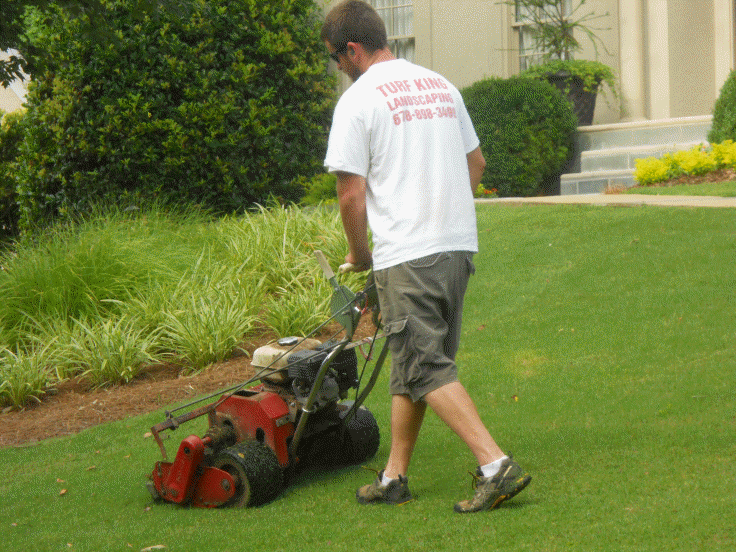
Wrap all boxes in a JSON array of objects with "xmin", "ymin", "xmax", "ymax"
[{"xmin": 546, "ymin": 71, "xmax": 599, "ymax": 126}]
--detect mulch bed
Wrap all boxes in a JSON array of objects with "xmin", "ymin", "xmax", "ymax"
[{"xmin": 1, "ymin": 319, "xmax": 378, "ymax": 448}]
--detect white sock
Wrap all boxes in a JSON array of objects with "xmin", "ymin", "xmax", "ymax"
[
  {"xmin": 381, "ymin": 472, "xmax": 397, "ymax": 486},
  {"xmin": 480, "ymin": 455, "xmax": 509, "ymax": 478}
]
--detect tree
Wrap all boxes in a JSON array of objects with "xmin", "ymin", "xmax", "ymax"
[
  {"xmin": 1, "ymin": 0, "xmax": 109, "ymax": 86},
  {"xmin": 14, "ymin": 0, "xmax": 336, "ymax": 227}
]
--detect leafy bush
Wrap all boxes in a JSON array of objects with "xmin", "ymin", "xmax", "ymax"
[
  {"xmin": 633, "ymin": 157, "xmax": 670, "ymax": 186},
  {"xmin": 461, "ymin": 76, "xmax": 577, "ymax": 197},
  {"xmin": 633, "ymin": 142, "xmax": 736, "ymax": 186},
  {"xmin": 668, "ymin": 146, "xmax": 718, "ymax": 177},
  {"xmin": 709, "ymin": 70, "xmax": 736, "ymax": 143},
  {"xmin": 0, "ymin": 110, "xmax": 25, "ymax": 240},
  {"xmin": 473, "ymin": 183, "xmax": 499, "ymax": 198},
  {"xmin": 14, "ymin": 0, "xmax": 335, "ymax": 229},
  {"xmin": 522, "ymin": 59, "xmax": 617, "ymax": 98},
  {"xmin": 300, "ymin": 172, "xmax": 338, "ymax": 205},
  {"xmin": 711, "ymin": 140, "xmax": 736, "ymax": 168}
]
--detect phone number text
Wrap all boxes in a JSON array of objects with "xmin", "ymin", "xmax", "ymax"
[{"xmin": 393, "ymin": 107, "xmax": 457, "ymax": 125}]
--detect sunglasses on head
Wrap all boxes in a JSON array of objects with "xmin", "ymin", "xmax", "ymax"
[{"xmin": 330, "ymin": 45, "xmax": 348, "ymax": 63}]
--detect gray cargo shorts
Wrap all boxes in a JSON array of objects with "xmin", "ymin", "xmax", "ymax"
[{"xmin": 373, "ymin": 250, "xmax": 475, "ymax": 402}]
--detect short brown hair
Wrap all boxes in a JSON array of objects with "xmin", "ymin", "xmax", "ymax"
[{"xmin": 321, "ymin": 0, "xmax": 388, "ymax": 54}]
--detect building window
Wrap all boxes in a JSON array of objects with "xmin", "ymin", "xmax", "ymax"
[
  {"xmin": 373, "ymin": 0, "xmax": 415, "ymax": 62},
  {"xmin": 514, "ymin": 0, "xmax": 572, "ymax": 71}
]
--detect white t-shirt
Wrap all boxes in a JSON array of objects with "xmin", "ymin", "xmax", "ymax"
[{"xmin": 324, "ymin": 59, "xmax": 479, "ymax": 271}]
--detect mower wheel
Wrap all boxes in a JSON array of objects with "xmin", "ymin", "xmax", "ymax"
[
  {"xmin": 338, "ymin": 405, "xmax": 380, "ymax": 465},
  {"xmin": 211, "ymin": 441, "xmax": 283, "ymax": 507}
]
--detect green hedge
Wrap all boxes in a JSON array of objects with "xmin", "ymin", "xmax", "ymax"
[
  {"xmin": 0, "ymin": 111, "xmax": 24, "ymax": 240},
  {"xmin": 461, "ymin": 76, "xmax": 577, "ymax": 197},
  {"xmin": 14, "ymin": 0, "xmax": 335, "ymax": 228},
  {"xmin": 709, "ymin": 70, "xmax": 736, "ymax": 144}
]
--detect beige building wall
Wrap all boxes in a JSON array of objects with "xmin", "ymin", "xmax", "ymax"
[
  {"xmin": 0, "ymin": 51, "xmax": 28, "ymax": 114},
  {"xmin": 6, "ymin": 2, "xmax": 727, "ymax": 125},
  {"xmin": 414, "ymin": 0, "xmax": 508, "ymax": 87},
  {"xmin": 0, "ymin": 88, "xmax": 25, "ymax": 114},
  {"xmin": 415, "ymin": 0, "xmax": 623, "ymax": 124},
  {"xmin": 323, "ymin": 0, "xmax": 735, "ymax": 127},
  {"xmin": 667, "ymin": 1, "xmax": 716, "ymax": 118}
]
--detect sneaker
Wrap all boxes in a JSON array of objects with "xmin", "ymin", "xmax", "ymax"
[
  {"xmin": 453, "ymin": 456, "xmax": 531, "ymax": 513},
  {"xmin": 356, "ymin": 470, "xmax": 414, "ymax": 505}
]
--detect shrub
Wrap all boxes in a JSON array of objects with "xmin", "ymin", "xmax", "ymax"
[
  {"xmin": 667, "ymin": 146, "xmax": 717, "ymax": 178},
  {"xmin": 709, "ymin": 70, "xmax": 736, "ymax": 143},
  {"xmin": 14, "ymin": 0, "xmax": 335, "ymax": 229},
  {"xmin": 711, "ymin": 140, "xmax": 736, "ymax": 168},
  {"xmin": 461, "ymin": 76, "xmax": 577, "ymax": 197},
  {"xmin": 473, "ymin": 183, "xmax": 499, "ymax": 198},
  {"xmin": 633, "ymin": 156, "xmax": 669, "ymax": 186},
  {"xmin": 300, "ymin": 172, "xmax": 338, "ymax": 205},
  {"xmin": 633, "ymin": 142, "xmax": 734, "ymax": 186},
  {"xmin": 0, "ymin": 110, "xmax": 25, "ymax": 240}
]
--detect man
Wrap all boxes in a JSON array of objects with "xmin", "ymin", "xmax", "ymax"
[{"xmin": 321, "ymin": 0, "xmax": 531, "ymax": 513}]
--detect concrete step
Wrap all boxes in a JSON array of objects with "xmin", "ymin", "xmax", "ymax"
[
  {"xmin": 561, "ymin": 169, "xmax": 635, "ymax": 195},
  {"xmin": 560, "ymin": 115, "xmax": 712, "ymax": 195},
  {"xmin": 575, "ymin": 115, "xmax": 712, "ymax": 152},
  {"xmin": 579, "ymin": 141, "xmax": 704, "ymax": 172}
]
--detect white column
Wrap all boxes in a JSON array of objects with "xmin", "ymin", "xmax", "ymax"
[
  {"xmin": 618, "ymin": 0, "xmax": 646, "ymax": 120},
  {"xmin": 714, "ymin": 0, "xmax": 735, "ymax": 95},
  {"xmin": 414, "ymin": 0, "xmax": 433, "ymax": 69},
  {"xmin": 647, "ymin": 0, "xmax": 671, "ymax": 120}
]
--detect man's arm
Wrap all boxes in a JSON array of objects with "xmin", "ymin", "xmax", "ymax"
[
  {"xmin": 335, "ymin": 171, "xmax": 372, "ymax": 269},
  {"xmin": 467, "ymin": 146, "xmax": 486, "ymax": 194}
]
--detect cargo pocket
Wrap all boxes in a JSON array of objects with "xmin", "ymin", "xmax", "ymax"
[
  {"xmin": 466, "ymin": 253, "xmax": 476, "ymax": 276},
  {"xmin": 383, "ymin": 317, "xmax": 411, "ymax": 365}
]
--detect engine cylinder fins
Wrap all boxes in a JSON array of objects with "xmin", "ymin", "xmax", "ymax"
[{"xmin": 287, "ymin": 343, "xmax": 358, "ymax": 391}]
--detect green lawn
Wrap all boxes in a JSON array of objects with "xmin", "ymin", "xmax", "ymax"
[
  {"xmin": 627, "ymin": 180, "xmax": 736, "ymax": 196},
  {"xmin": 2, "ymin": 204, "xmax": 735, "ymax": 552}
]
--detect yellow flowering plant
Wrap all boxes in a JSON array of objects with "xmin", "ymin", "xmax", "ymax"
[{"xmin": 633, "ymin": 141, "xmax": 736, "ymax": 186}]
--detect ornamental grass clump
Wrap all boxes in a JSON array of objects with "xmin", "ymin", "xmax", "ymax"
[
  {"xmin": 0, "ymin": 344, "xmax": 53, "ymax": 408},
  {"xmin": 0, "ymin": 202, "xmax": 360, "ymax": 406}
]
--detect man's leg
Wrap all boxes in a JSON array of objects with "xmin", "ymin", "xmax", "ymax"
[
  {"xmin": 424, "ymin": 381, "xmax": 505, "ymax": 466},
  {"xmin": 383, "ymin": 394, "xmax": 427, "ymax": 479},
  {"xmin": 355, "ymin": 393, "xmax": 422, "ymax": 505}
]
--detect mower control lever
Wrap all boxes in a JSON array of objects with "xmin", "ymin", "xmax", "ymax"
[{"xmin": 314, "ymin": 249, "xmax": 336, "ymax": 282}]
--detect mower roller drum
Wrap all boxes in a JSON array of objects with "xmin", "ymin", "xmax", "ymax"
[
  {"xmin": 339, "ymin": 404, "xmax": 380, "ymax": 465},
  {"xmin": 145, "ymin": 251, "xmax": 388, "ymax": 509},
  {"xmin": 211, "ymin": 441, "xmax": 283, "ymax": 507}
]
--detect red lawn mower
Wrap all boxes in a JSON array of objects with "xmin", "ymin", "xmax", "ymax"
[{"xmin": 145, "ymin": 251, "xmax": 387, "ymax": 508}]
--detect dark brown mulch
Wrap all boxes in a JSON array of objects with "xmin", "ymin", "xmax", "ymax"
[
  {"xmin": 0, "ymin": 353, "xmax": 256, "ymax": 448},
  {"xmin": 1, "ymin": 319, "xmax": 378, "ymax": 448}
]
